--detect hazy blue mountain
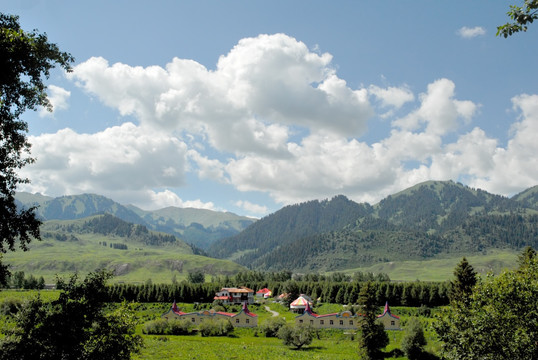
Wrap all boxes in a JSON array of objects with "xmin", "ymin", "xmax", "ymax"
[{"xmin": 15, "ymin": 192, "xmax": 256, "ymax": 249}]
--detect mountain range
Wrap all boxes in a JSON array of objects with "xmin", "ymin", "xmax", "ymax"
[
  {"xmin": 208, "ymin": 180, "xmax": 538, "ymax": 272},
  {"xmin": 15, "ymin": 192, "xmax": 255, "ymax": 249},
  {"xmin": 13, "ymin": 180, "xmax": 538, "ymax": 278}
]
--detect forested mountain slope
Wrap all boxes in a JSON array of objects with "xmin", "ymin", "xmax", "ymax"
[
  {"xmin": 207, "ymin": 195, "xmax": 372, "ymax": 261},
  {"xmin": 209, "ymin": 181, "xmax": 538, "ymax": 272}
]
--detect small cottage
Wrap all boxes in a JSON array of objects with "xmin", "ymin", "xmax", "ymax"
[{"xmin": 256, "ymin": 288, "xmax": 272, "ymax": 299}]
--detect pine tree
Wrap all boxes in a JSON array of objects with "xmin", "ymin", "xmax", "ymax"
[
  {"xmin": 450, "ymin": 257, "xmax": 477, "ymax": 302},
  {"xmin": 357, "ymin": 282, "xmax": 389, "ymax": 360}
]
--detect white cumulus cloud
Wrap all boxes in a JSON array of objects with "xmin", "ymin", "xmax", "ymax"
[
  {"xmin": 18, "ymin": 34, "xmax": 538, "ymax": 214},
  {"xmin": 458, "ymin": 26, "xmax": 486, "ymax": 38}
]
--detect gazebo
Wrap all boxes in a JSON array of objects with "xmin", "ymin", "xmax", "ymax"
[{"xmin": 289, "ymin": 294, "xmax": 312, "ymax": 313}]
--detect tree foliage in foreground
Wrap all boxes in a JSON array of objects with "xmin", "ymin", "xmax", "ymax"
[
  {"xmin": 0, "ymin": 271, "xmax": 143, "ymax": 360},
  {"xmin": 435, "ymin": 249, "xmax": 538, "ymax": 359},
  {"xmin": 0, "ymin": 12, "xmax": 74, "ymax": 285},
  {"xmin": 401, "ymin": 317, "xmax": 427, "ymax": 360},
  {"xmin": 497, "ymin": 0, "xmax": 538, "ymax": 37}
]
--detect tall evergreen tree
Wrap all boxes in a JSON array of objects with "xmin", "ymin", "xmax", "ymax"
[
  {"xmin": 357, "ymin": 282, "xmax": 389, "ymax": 360},
  {"xmin": 450, "ymin": 257, "xmax": 477, "ymax": 302}
]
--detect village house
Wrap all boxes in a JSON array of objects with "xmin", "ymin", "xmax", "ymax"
[
  {"xmin": 294, "ymin": 301, "xmax": 400, "ymax": 330},
  {"xmin": 255, "ymin": 287, "xmax": 272, "ymax": 299},
  {"xmin": 295, "ymin": 302, "xmax": 358, "ymax": 329},
  {"xmin": 376, "ymin": 302, "xmax": 400, "ymax": 330},
  {"xmin": 162, "ymin": 301, "xmax": 258, "ymax": 328},
  {"xmin": 214, "ymin": 286, "xmax": 255, "ymax": 305}
]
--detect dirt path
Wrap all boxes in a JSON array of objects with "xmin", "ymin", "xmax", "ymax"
[{"xmin": 264, "ymin": 306, "xmax": 279, "ymax": 317}]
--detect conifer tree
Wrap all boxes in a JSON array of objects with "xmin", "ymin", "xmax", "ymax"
[
  {"xmin": 357, "ymin": 282, "xmax": 388, "ymax": 360},
  {"xmin": 450, "ymin": 257, "xmax": 477, "ymax": 302}
]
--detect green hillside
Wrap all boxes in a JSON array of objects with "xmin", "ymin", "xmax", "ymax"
[
  {"xmin": 207, "ymin": 195, "xmax": 372, "ymax": 262},
  {"xmin": 2, "ymin": 214, "xmax": 245, "ymax": 283},
  {"xmin": 209, "ymin": 181, "xmax": 538, "ymax": 273},
  {"xmin": 512, "ymin": 185, "xmax": 538, "ymax": 210}
]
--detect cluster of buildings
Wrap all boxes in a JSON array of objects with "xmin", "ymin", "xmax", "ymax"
[
  {"xmin": 162, "ymin": 300, "xmax": 258, "ymax": 328},
  {"xmin": 161, "ymin": 286, "xmax": 400, "ymax": 330}
]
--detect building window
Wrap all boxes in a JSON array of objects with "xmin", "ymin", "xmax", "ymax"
[
  {"xmin": 339, "ymin": 320, "xmax": 343, "ymax": 325},
  {"xmin": 236, "ymin": 319, "xmax": 240, "ymax": 323},
  {"xmin": 349, "ymin": 320, "xmax": 353, "ymax": 325},
  {"xmin": 299, "ymin": 320, "xmax": 303, "ymax": 324},
  {"xmin": 191, "ymin": 318, "xmax": 195, "ymax": 323},
  {"xmin": 391, "ymin": 321, "xmax": 395, "ymax": 326},
  {"xmin": 246, "ymin": 319, "xmax": 249, "ymax": 324},
  {"xmin": 310, "ymin": 320, "xmax": 314, "ymax": 325},
  {"xmin": 330, "ymin": 320, "xmax": 334, "ymax": 325},
  {"xmin": 320, "ymin": 320, "xmax": 324, "ymax": 325}
]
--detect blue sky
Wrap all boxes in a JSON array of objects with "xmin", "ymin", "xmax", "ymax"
[{"xmin": 3, "ymin": 1, "xmax": 538, "ymax": 217}]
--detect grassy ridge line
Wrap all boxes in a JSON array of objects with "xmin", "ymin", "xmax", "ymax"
[{"xmin": 340, "ymin": 249, "xmax": 519, "ymax": 281}]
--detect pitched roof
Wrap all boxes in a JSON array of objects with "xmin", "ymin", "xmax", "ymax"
[
  {"xmin": 290, "ymin": 295, "xmax": 311, "ymax": 307},
  {"xmin": 377, "ymin": 301, "xmax": 400, "ymax": 319}
]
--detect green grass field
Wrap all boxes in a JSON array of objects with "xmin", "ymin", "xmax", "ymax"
[
  {"xmin": 341, "ymin": 249, "xmax": 519, "ymax": 281},
  {"xmin": 2, "ymin": 233, "xmax": 245, "ymax": 284}
]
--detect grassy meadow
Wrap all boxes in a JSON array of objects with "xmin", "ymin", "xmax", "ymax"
[
  {"xmin": 2, "ymin": 232, "xmax": 245, "ymax": 284},
  {"xmin": 134, "ymin": 302, "xmax": 442, "ymax": 360},
  {"xmin": 341, "ymin": 249, "xmax": 519, "ymax": 281}
]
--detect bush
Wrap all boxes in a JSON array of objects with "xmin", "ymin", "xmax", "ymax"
[
  {"xmin": 401, "ymin": 317, "xmax": 427, "ymax": 360},
  {"xmin": 277, "ymin": 323, "xmax": 314, "ymax": 349},
  {"xmin": 143, "ymin": 318, "xmax": 193, "ymax": 335},
  {"xmin": 0, "ymin": 297, "xmax": 22, "ymax": 316},
  {"xmin": 167, "ymin": 319, "xmax": 193, "ymax": 335},
  {"xmin": 142, "ymin": 319, "xmax": 169, "ymax": 335},
  {"xmin": 260, "ymin": 317, "xmax": 286, "ymax": 337},
  {"xmin": 198, "ymin": 319, "xmax": 234, "ymax": 337}
]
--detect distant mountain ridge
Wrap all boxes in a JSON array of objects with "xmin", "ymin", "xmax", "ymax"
[
  {"xmin": 208, "ymin": 180, "xmax": 538, "ymax": 272},
  {"xmin": 15, "ymin": 193, "xmax": 256, "ymax": 249},
  {"xmin": 5, "ymin": 213, "xmax": 245, "ymax": 282}
]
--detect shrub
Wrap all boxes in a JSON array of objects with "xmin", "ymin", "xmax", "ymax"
[
  {"xmin": 277, "ymin": 323, "xmax": 314, "ymax": 349},
  {"xmin": 167, "ymin": 318, "xmax": 193, "ymax": 335},
  {"xmin": 260, "ymin": 317, "xmax": 286, "ymax": 337},
  {"xmin": 198, "ymin": 319, "xmax": 234, "ymax": 337},
  {"xmin": 143, "ymin": 318, "xmax": 169, "ymax": 335},
  {"xmin": 401, "ymin": 317, "xmax": 427, "ymax": 360}
]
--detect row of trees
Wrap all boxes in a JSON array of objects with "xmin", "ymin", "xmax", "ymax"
[
  {"xmin": 1, "ymin": 271, "xmax": 45, "ymax": 290},
  {"xmin": 106, "ymin": 278, "xmax": 450, "ymax": 307}
]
